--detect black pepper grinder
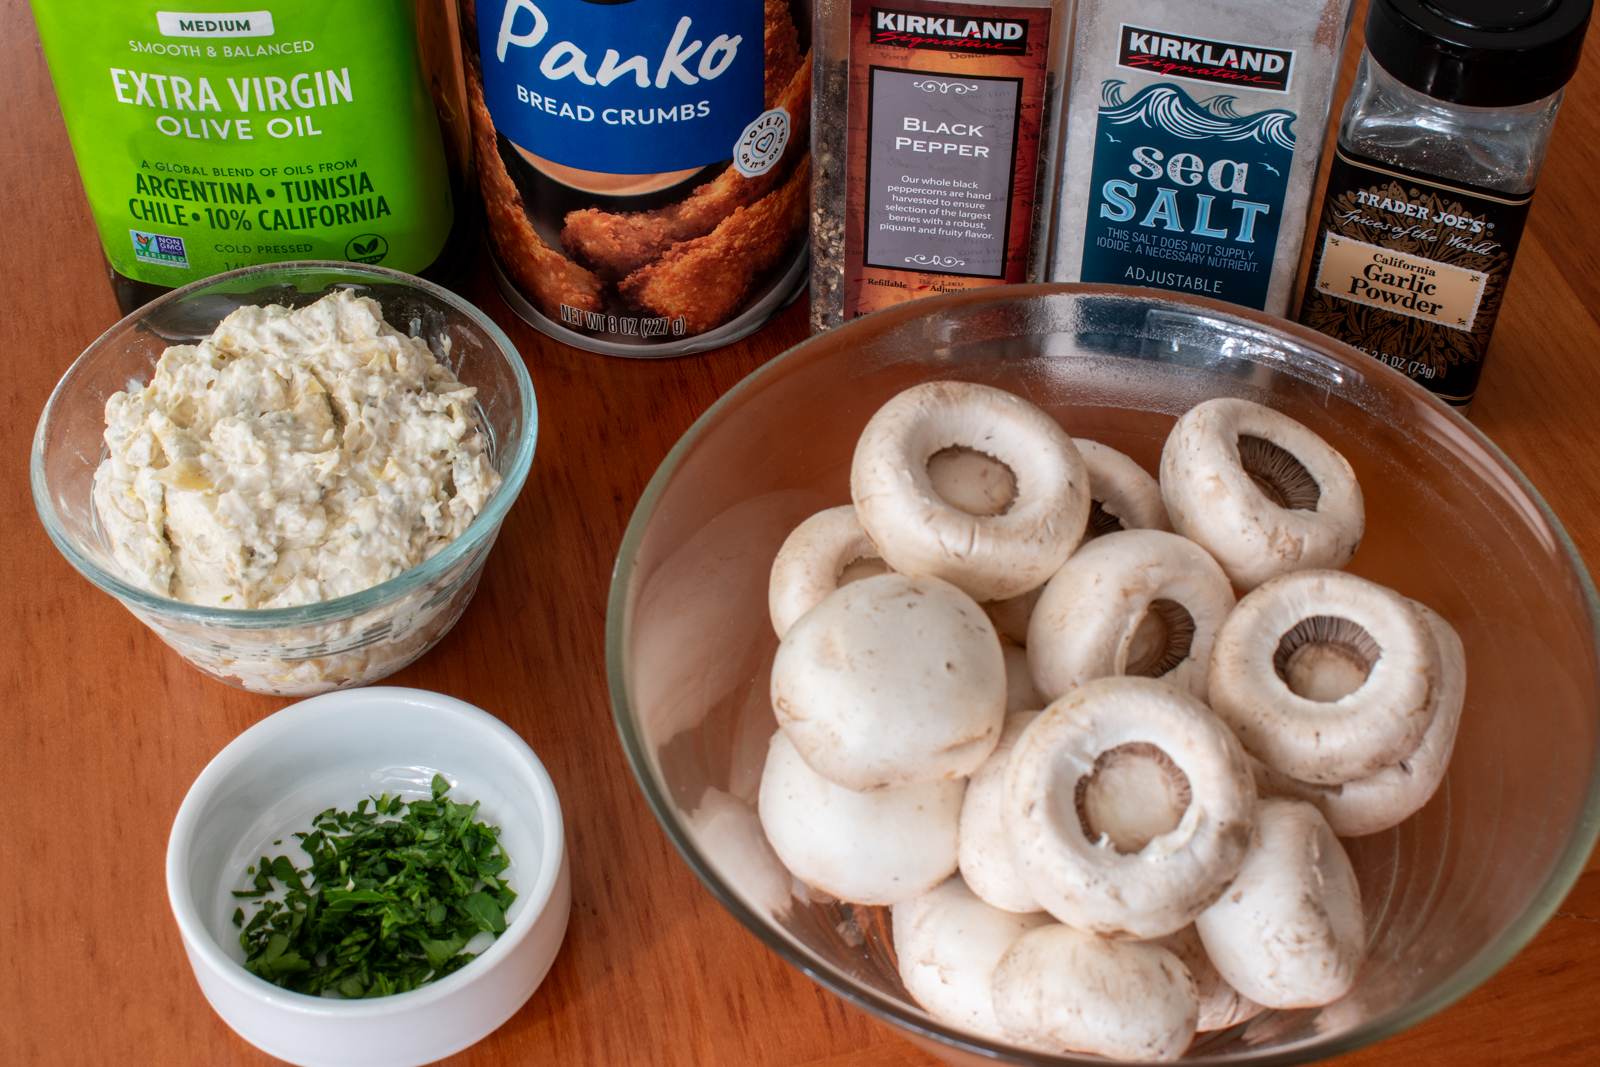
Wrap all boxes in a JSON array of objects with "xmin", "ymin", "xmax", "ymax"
[{"xmin": 1298, "ymin": 0, "xmax": 1592, "ymax": 410}]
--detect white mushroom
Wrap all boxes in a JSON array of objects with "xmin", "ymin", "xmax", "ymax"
[
  {"xmin": 688, "ymin": 789, "xmax": 795, "ymax": 917},
  {"xmin": 1027, "ymin": 530, "xmax": 1236, "ymax": 703},
  {"xmin": 768, "ymin": 506, "xmax": 889, "ymax": 638},
  {"xmin": 991, "ymin": 924, "xmax": 1198, "ymax": 1061},
  {"xmin": 1208, "ymin": 570, "xmax": 1441, "ymax": 786},
  {"xmin": 892, "ymin": 877, "xmax": 1049, "ymax": 1041},
  {"xmin": 1002, "ymin": 642, "xmax": 1042, "ymax": 714},
  {"xmin": 985, "ymin": 585, "xmax": 1042, "ymax": 647},
  {"xmin": 1004, "ymin": 677, "xmax": 1256, "ymax": 939},
  {"xmin": 1075, "ymin": 438, "xmax": 1170, "ymax": 537},
  {"xmin": 959, "ymin": 712, "xmax": 1042, "ymax": 914},
  {"xmin": 771, "ymin": 573, "xmax": 1005, "ymax": 790},
  {"xmin": 1153, "ymin": 925, "xmax": 1264, "ymax": 1032},
  {"xmin": 1160, "ymin": 398, "xmax": 1364, "ymax": 590},
  {"xmin": 1195, "ymin": 798, "xmax": 1364, "ymax": 1009},
  {"xmin": 851, "ymin": 382, "xmax": 1090, "ymax": 602},
  {"xmin": 757, "ymin": 731, "xmax": 963, "ymax": 906},
  {"xmin": 1250, "ymin": 602, "xmax": 1466, "ymax": 836}
]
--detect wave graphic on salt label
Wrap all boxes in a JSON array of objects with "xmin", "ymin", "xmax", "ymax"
[
  {"xmin": 1080, "ymin": 80, "xmax": 1299, "ymax": 311},
  {"xmin": 1098, "ymin": 81, "xmax": 1298, "ymax": 151}
]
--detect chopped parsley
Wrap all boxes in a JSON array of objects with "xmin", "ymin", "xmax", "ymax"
[{"xmin": 231, "ymin": 774, "xmax": 514, "ymax": 997}]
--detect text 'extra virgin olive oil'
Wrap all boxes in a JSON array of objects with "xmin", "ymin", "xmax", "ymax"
[{"xmin": 32, "ymin": 1, "xmax": 468, "ymax": 315}]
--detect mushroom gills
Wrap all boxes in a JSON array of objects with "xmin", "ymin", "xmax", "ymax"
[
  {"xmin": 1076, "ymin": 742, "xmax": 1194, "ymax": 854},
  {"xmin": 1273, "ymin": 615, "xmax": 1381, "ymax": 702},
  {"xmin": 1087, "ymin": 499, "xmax": 1125, "ymax": 538},
  {"xmin": 1237, "ymin": 435, "xmax": 1321, "ymax": 511},
  {"xmin": 1123, "ymin": 599, "xmax": 1197, "ymax": 680},
  {"xmin": 926, "ymin": 445, "xmax": 1018, "ymax": 516},
  {"xmin": 1074, "ymin": 438, "xmax": 1171, "ymax": 537}
]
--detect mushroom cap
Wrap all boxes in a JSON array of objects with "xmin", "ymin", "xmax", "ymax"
[
  {"xmin": 1195, "ymin": 798, "xmax": 1365, "ymax": 1009},
  {"xmin": 1160, "ymin": 398, "xmax": 1364, "ymax": 590},
  {"xmin": 892, "ymin": 877, "xmax": 1049, "ymax": 1041},
  {"xmin": 768, "ymin": 506, "xmax": 888, "ymax": 639},
  {"xmin": 959, "ymin": 712, "xmax": 1042, "ymax": 914},
  {"xmin": 772, "ymin": 572, "xmax": 1005, "ymax": 791},
  {"xmin": 851, "ymin": 381, "xmax": 1090, "ymax": 603},
  {"xmin": 1251, "ymin": 602, "xmax": 1466, "ymax": 836},
  {"xmin": 991, "ymin": 923, "xmax": 1198, "ymax": 1062},
  {"xmin": 1027, "ymin": 529, "xmax": 1236, "ymax": 703},
  {"xmin": 1074, "ymin": 438, "xmax": 1171, "ymax": 535},
  {"xmin": 1208, "ymin": 570, "xmax": 1441, "ymax": 786},
  {"xmin": 1154, "ymin": 925, "xmax": 1264, "ymax": 1033},
  {"xmin": 1002, "ymin": 642, "xmax": 1042, "ymax": 714},
  {"xmin": 756, "ymin": 731, "xmax": 963, "ymax": 906},
  {"xmin": 688, "ymin": 789, "xmax": 795, "ymax": 918},
  {"xmin": 1004, "ymin": 677, "xmax": 1256, "ymax": 940}
]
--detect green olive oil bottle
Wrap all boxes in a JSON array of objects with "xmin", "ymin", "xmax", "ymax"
[{"xmin": 31, "ymin": 1, "xmax": 467, "ymax": 314}]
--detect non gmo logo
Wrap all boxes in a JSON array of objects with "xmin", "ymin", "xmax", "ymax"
[
  {"xmin": 130, "ymin": 230, "xmax": 189, "ymax": 269},
  {"xmin": 1118, "ymin": 25, "xmax": 1294, "ymax": 93},
  {"xmin": 156, "ymin": 10, "xmax": 275, "ymax": 38},
  {"xmin": 869, "ymin": 8, "xmax": 1030, "ymax": 56}
]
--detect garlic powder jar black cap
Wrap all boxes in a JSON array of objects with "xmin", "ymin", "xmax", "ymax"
[{"xmin": 1366, "ymin": 0, "xmax": 1593, "ymax": 106}]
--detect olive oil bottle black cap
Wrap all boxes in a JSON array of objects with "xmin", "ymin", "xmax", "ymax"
[{"xmin": 1367, "ymin": 0, "xmax": 1593, "ymax": 107}]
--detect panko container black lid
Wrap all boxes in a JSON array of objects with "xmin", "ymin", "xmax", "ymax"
[{"xmin": 1366, "ymin": 0, "xmax": 1594, "ymax": 107}]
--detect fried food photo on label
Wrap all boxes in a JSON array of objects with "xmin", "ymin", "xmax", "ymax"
[
  {"xmin": 619, "ymin": 155, "xmax": 813, "ymax": 335},
  {"xmin": 561, "ymin": 57, "xmax": 814, "ymax": 281},
  {"xmin": 463, "ymin": 49, "xmax": 605, "ymax": 320}
]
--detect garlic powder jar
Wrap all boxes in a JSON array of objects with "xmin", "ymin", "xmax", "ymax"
[{"xmin": 1298, "ymin": 0, "xmax": 1592, "ymax": 409}]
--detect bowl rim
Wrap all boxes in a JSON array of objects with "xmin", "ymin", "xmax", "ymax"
[
  {"xmin": 30, "ymin": 260, "xmax": 538, "ymax": 628},
  {"xmin": 164, "ymin": 686, "xmax": 567, "ymax": 1019},
  {"xmin": 604, "ymin": 282, "xmax": 1600, "ymax": 1065}
]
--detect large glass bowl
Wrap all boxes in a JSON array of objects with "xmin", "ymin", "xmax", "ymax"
[
  {"xmin": 32, "ymin": 262, "xmax": 536, "ymax": 697},
  {"xmin": 607, "ymin": 285, "xmax": 1600, "ymax": 1063}
]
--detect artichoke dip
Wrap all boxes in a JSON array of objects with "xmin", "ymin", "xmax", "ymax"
[{"xmin": 92, "ymin": 290, "xmax": 501, "ymax": 609}]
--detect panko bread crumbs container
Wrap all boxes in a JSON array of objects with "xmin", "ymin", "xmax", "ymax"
[
  {"xmin": 31, "ymin": 1, "xmax": 463, "ymax": 316},
  {"xmin": 460, "ymin": 0, "xmax": 813, "ymax": 356}
]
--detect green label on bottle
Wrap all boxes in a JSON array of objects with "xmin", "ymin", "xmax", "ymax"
[{"xmin": 31, "ymin": 1, "xmax": 452, "ymax": 285}]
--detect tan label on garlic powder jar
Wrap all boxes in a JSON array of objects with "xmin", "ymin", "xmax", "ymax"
[
  {"xmin": 1311, "ymin": 233, "xmax": 1489, "ymax": 332},
  {"xmin": 1299, "ymin": 147, "xmax": 1534, "ymax": 406}
]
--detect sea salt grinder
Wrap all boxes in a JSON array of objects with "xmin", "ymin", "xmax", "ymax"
[{"xmin": 1298, "ymin": 0, "xmax": 1592, "ymax": 409}]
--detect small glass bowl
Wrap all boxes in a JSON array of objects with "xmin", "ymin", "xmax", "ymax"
[
  {"xmin": 607, "ymin": 284, "xmax": 1600, "ymax": 1064},
  {"xmin": 31, "ymin": 262, "xmax": 536, "ymax": 696}
]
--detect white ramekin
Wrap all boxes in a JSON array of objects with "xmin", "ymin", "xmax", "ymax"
[{"xmin": 166, "ymin": 687, "xmax": 570, "ymax": 1066}]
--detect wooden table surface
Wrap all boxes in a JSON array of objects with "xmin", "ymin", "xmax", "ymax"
[{"xmin": 4, "ymin": 2, "xmax": 1598, "ymax": 1064}]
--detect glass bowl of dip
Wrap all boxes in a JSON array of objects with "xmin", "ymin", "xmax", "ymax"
[
  {"xmin": 32, "ymin": 262, "xmax": 536, "ymax": 696},
  {"xmin": 606, "ymin": 285, "xmax": 1600, "ymax": 1063}
]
